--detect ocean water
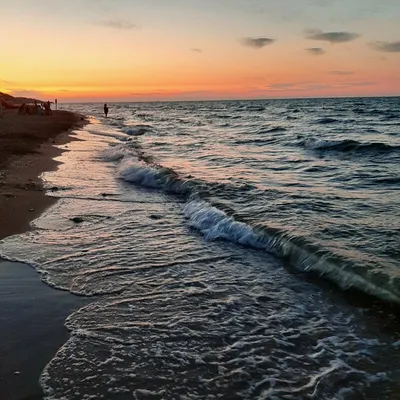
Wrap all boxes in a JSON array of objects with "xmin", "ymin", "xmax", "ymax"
[{"xmin": 1, "ymin": 97, "xmax": 399, "ymax": 399}]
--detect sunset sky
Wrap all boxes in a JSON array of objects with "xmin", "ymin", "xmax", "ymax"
[{"xmin": 0, "ymin": 0, "xmax": 399, "ymax": 102}]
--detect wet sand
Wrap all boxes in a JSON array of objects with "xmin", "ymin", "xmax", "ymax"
[
  {"xmin": 0, "ymin": 260, "xmax": 89, "ymax": 400},
  {"xmin": 0, "ymin": 108, "xmax": 90, "ymax": 399},
  {"xmin": 0, "ymin": 109, "xmax": 86, "ymax": 240}
]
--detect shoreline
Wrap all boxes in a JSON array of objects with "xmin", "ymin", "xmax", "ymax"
[
  {"xmin": 0, "ymin": 110, "xmax": 87, "ymax": 240},
  {"xmin": 0, "ymin": 260, "xmax": 90, "ymax": 400},
  {"xmin": 0, "ymin": 109, "xmax": 89, "ymax": 399}
]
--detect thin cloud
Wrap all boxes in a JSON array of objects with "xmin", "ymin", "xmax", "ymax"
[
  {"xmin": 267, "ymin": 80, "xmax": 375, "ymax": 92},
  {"xmin": 370, "ymin": 41, "xmax": 400, "ymax": 53},
  {"xmin": 130, "ymin": 90, "xmax": 210, "ymax": 96},
  {"xmin": 130, "ymin": 92, "xmax": 165, "ymax": 96},
  {"xmin": 241, "ymin": 37, "xmax": 275, "ymax": 49},
  {"xmin": 268, "ymin": 81, "xmax": 328, "ymax": 91},
  {"xmin": 351, "ymin": 82, "xmax": 375, "ymax": 87},
  {"xmin": 190, "ymin": 48, "xmax": 203, "ymax": 53},
  {"xmin": 305, "ymin": 29, "xmax": 360, "ymax": 44},
  {"xmin": 329, "ymin": 70, "xmax": 354, "ymax": 75},
  {"xmin": 128, "ymin": 90, "xmax": 213, "ymax": 100},
  {"xmin": 305, "ymin": 47, "xmax": 326, "ymax": 55},
  {"xmin": 97, "ymin": 19, "xmax": 136, "ymax": 30},
  {"xmin": 270, "ymin": 83, "xmax": 297, "ymax": 89}
]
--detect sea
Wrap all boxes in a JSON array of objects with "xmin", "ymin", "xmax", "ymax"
[{"xmin": 1, "ymin": 97, "xmax": 399, "ymax": 399}]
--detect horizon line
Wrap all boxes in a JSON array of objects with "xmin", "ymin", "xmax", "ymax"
[{"xmin": 59, "ymin": 94, "xmax": 400, "ymax": 104}]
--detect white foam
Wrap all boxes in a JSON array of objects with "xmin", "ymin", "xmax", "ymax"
[
  {"xmin": 302, "ymin": 137, "xmax": 339, "ymax": 150},
  {"xmin": 117, "ymin": 157, "xmax": 161, "ymax": 188},
  {"xmin": 183, "ymin": 201, "xmax": 264, "ymax": 248},
  {"xmin": 100, "ymin": 145, "xmax": 129, "ymax": 161}
]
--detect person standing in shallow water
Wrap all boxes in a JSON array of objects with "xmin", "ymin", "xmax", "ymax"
[{"xmin": 104, "ymin": 103, "xmax": 109, "ymax": 117}]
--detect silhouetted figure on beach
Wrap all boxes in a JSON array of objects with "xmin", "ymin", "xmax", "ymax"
[
  {"xmin": 18, "ymin": 103, "xmax": 26, "ymax": 115},
  {"xmin": 42, "ymin": 101, "xmax": 51, "ymax": 116},
  {"xmin": 33, "ymin": 100, "xmax": 38, "ymax": 115},
  {"xmin": 104, "ymin": 103, "xmax": 109, "ymax": 117}
]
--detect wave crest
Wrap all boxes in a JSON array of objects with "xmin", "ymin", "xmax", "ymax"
[
  {"xmin": 300, "ymin": 138, "xmax": 398, "ymax": 153},
  {"xmin": 100, "ymin": 145, "xmax": 129, "ymax": 161},
  {"xmin": 124, "ymin": 124, "xmax": 152, "ymax": 136},
  {"xmin": 264, "ymin": 126, "xmax": 287, "ymax": 133},
  {"xmin": 117, "ymin": 156, "xmax": 193, "ymax": 194},
  {"xmin": 317, "ymin": 118, "xmax": 338, "ymax": 124},
  {"xmin": 183, "ymin": 200, "xmax": 400, "ymax": 304}
]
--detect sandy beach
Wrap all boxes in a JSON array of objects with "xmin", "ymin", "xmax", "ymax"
[
  {"xmin": 0, "ymin": 109, "xmax": 86, "ymax": 239},
  {"xmin": 0, "ymin": 108, "xmax": 89, "ymax": 399}
]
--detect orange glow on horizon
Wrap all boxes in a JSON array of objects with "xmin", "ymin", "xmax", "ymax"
[
  {"xmin": 3, "ymin": 57, "xmax": 399, "ymax": 102},
  {"xmin": 1, "ymin": 2, "xmax": 399, "ymax": 102}
]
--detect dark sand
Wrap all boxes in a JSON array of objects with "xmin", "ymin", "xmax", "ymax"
[
  {"xmin": 0, "ymin": 108, "xmax": 90, "ymax": 399},
  {"xmin": 0, "ymin": 260, "xmax": 89, "ymax": 400}
]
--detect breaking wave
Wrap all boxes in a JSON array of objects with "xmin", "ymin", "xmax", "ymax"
[
  {"xmin": 118, "ymin": 157, "xmax": 192, "ymax": 194},
  {"xmin": 100, "ymin": 145, "xmax": 130, "ymax": 161},
  {"xmin": 183, "ymin": 201, "xmax": 400, "ymax": 304},
  {"xmin": 105, "ymin": 145, "xmax": 400, "ymax": 305}
]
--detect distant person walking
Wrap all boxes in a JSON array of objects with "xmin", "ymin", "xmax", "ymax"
[
  {"xmin": 104, "ymin": 103, "xmax": 109, "ymax": 118},
  {"xmin": 45, "ymin": 101, "xmax": 52, "ymax": 116}
]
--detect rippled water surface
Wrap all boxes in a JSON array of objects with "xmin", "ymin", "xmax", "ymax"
[{"xmin": 1, "ymin": 98, "xmax": 399, "ymax": 399}]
